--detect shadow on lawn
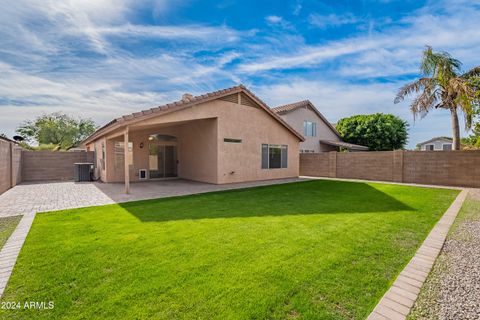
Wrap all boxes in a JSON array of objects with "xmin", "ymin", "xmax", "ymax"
[{"xmin": 119, "ymin": 180, "xmax": 414, "ymax": 222}]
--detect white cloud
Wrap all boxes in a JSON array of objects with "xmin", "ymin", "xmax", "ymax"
[
  {"xmin": 308, "ymin": 13, "xmax": 359, "ymax": 29},
  {"xmin": 292, "ymin": 1, "xmax": 302, "ymax": 16},
  {"xmin": 265, "ymin": 15, "xmax": 283, "ymax": 24},
  {"xmin": 239, "ymin": 2, "xmax": 480, "ymax": 75}
]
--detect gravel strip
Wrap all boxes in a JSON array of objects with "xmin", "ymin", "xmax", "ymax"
[{"xmin": 409, "ymin": 190, "xmax": 480, "ymax": 320}]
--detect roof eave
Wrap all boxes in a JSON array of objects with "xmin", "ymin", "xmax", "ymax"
[{"xmin": 82, "ymin": 85, "xmax": 305, "ymax": 144}]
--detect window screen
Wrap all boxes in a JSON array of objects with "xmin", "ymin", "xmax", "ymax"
[
  {"xmin": 261, "ymin": 144, "xmax": 269, "ymax": 169},
  {"xmin": 281, "ymin": 145, "xmax": 288, "ymax": 168},
  {"xmin": 269, "ymin": 145, "xmax": 282, "ymax": 168}
]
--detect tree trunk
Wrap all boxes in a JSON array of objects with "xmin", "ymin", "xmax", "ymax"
[{"xmin": 451, "ymin": 107, "xmax": 461, "ymax": 150}]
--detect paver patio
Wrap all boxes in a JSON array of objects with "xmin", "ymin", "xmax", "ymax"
[{"xmin": 0, "ymin": 178, "xmax": 305, "ymax": 218}]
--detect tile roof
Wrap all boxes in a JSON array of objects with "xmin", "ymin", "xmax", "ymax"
[
  {"xmin": 83, "ymin": 85, "xmax": 304, "ymax": 144},
  {"xmin": 272, "ymin": 100, "xmax": 341, "ymax": 139},
  {"xmin": 271, "ymin": 100, "xmax": 311, "ymax": 114}
]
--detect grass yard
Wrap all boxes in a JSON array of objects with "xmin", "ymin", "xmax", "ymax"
[
  {"xmin": 0, "ymin": 180, "xmax": 458, "ymax": 320},
  {"xmin": 0, "ymin": 216, "xmax": 21, "ymax": 248}
]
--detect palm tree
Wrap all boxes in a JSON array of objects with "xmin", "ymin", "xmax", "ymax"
[{"xmin": 395, "ymin": 46, "xmax": 480, "ymax": 150}]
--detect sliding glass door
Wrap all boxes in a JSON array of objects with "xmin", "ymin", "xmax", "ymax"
[{"xmin": 149, "ymin": 144, "xmax": 177, "ymax": 179}]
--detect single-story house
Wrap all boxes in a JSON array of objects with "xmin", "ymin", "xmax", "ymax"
[
  {"xmin": 82, "ymin": 85, "xmax": 304, "ymax": 192},
  {"xmin": 417, "ymin": 137, "xmax": 453, "ymax": 151},
  {"xmin": 271, "ymin": 100, "xmax": 368, "ymax": 153}
]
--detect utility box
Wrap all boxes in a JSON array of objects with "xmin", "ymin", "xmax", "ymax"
[{"xmin": 74, "ymin": 163, "xmax": 93, "ymax": 182}]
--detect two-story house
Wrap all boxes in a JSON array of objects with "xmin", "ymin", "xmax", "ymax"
[{"xmin": 272, "ymin": 100, "xmax": 368, "ymax": 153}]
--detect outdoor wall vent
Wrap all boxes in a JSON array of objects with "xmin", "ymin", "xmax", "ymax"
[{"xmin": 139, "ymin": 169, "xmax": 147, "ymax": 180}]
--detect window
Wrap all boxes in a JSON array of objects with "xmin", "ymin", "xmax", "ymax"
[
  {"xmin": 224, "ymin": 138, "xmax": 242, "ymax": 143},
  {"xmin": 442, "ymin": 144, "xmax": 452, "ymax": 151},
  {"xmin": 303, "ymin": 121, "xmax": 316, "ymax": 137},
  {"xmin": 114, "ymin": 141, "xmax": 133, "ymax": 169},
  {"xmin": 262, "ymin": 144, "xmax": 288, "ymax": 169},
  {"xmin": 425, "ymin": 144, "xmax": 434, "ymax": 151}
]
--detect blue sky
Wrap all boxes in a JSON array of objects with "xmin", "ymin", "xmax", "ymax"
[{"xmin": 1, "ymin": 0, "xmax": 479, "ymax": 148}]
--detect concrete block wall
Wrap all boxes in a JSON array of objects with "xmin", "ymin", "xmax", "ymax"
[
  {"xmin": 300, "ymin": 150, "xmax": 480, "ymax": 188},
  {"xmin": 336, "ymin": 151, "xmax": 396, "ymax": 182},
  {"xmin": 0, "ymin": 140, "xmax": 11, "ymax": 194},
  {"xmin": 0, "ymin": 140, "xmax": 23, "ymax": 195},
  {"xmin": 403, "ymin": 151, "xmax": 480, "ymax": 187},
  {"xmin": 299, "ymin": 152, "xmax": 334, "ymax": 177},
  {"xmin": 22, "ymin": 151, "xmax": 94, "ymax": 182}
]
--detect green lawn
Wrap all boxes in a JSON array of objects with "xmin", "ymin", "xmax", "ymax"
[
  {"xmin": 0, "ymin": 216, "xmax": 21, "ymax": 248},
  {"xmin": 0, "ymin": 180, "xmax": 458, "ymax": 320}
]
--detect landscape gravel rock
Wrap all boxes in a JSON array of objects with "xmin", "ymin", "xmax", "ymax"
[{"xmin": 409, "ymin": 190, "xmax": 480, "ymax": 320}]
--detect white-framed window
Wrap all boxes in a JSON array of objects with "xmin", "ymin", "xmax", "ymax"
[
  {"xmin": 442, "ymin": 143, "xmax": 452, "ymax": 151},
  {"xmin": 425, "ymin": 144, "xmax": 434, "ymax": 151},
  {"xmin": 262, "ymin": 144, "xmax": 288, "ymax": 169},
  {"xmin": 303, "ymin": 121, "xmax": 317, "ymax": 137}
]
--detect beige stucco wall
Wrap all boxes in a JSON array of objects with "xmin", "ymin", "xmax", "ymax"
[
  {"xmin": 87, "ymin": 95, "xmax": 301, "ymax": 184},
  {"xmin": 214, "ymin": 100, "xmax": 299, "ymax": 183},
  {"xmin": 278, "ymin": 106, "xmax": 339, "ymax": 153},
  {"xmin": 88, "ymin": 138, "xmax": 108, "ymax": 182}
]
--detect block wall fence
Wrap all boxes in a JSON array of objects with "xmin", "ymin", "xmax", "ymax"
[
  {"xmin": 0, "ymin": 139, "xmax": 22, "ymax": 195},
  {"xmin": 300, "ymin": 150, "xmax": 480, "ymax": 188},
  {"xmin": 0, "ymin": 145, "xmax": 94, "ymax": 195},
  {"xmin": 21, "ymin": 151, "xmax": 94, "ymax": 182}
]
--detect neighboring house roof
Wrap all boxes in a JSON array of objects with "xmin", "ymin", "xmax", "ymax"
[
  {"xmin": 418, "ymin": 137, "xmax": 453, "ymax": 145},
  {"xmin": 320, "ymin": 140, "xmax": 369, "ymax": 151},
  {"xmin": 271, "ymin": 100, "xmax": 342, "ymax": 139},
  {"xmin": 83, "ymin": 85, "xmax": 305, "ymax": 145}
]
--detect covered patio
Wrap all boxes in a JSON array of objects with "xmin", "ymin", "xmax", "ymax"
[{"xmin": 91, "ymin": 116, "xmax": 219, "ymax": 194}]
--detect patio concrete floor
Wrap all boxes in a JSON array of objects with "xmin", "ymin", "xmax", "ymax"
[{"xmin": 0, "ymin": 178, "xmax": 305, "ymax": 218}]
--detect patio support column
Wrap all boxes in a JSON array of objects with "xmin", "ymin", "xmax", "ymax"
[{"xmin": 124, "ymin": 126, "xmax": 130, "ymax": 194}]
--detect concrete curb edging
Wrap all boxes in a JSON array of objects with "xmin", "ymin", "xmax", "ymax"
[
  {"xmin": 0, "ymin": 212, "xmax": 36, "ymax": 298},
  {"xmin": 367, "ymin": 189, "xmax": 469, "ymax": 320}
]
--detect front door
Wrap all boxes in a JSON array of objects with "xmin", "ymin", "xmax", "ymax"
[{"xmin": 149, "ymin": 144, "xmax": 177, "ymax": 179}]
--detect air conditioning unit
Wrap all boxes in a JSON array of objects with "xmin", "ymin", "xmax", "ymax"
[
  {"xmin": 74, "ymin": 163, "xmax": 93, "ymax": 182},
  {"xmin": 139, "ymin": 169, "xmax": 148, "ymax": 180}
]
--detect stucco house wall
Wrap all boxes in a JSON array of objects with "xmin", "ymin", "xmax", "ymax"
[
  {"xmin": 214, "ymin": 100, "xmax": 299, "ymax": 184},
  {"xmin": 85, "ymin": 87, "xmax": 302, "ymax": 185},
  {"xmin": 276, "ymin": 105, "xmax": 340, "ymax": 153}
]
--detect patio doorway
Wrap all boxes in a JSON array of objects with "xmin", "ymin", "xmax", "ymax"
[{"xmin": 148, "ymin": 134, "xmax": 178, "ymax": 179}]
